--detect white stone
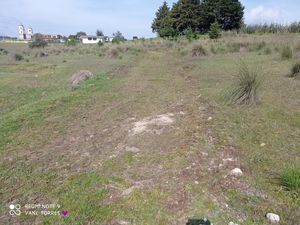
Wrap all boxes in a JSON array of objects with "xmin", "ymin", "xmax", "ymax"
[
  {"xmin": 195, "ymin": 181, "xmax": 199, "ymax": 185},
  {"xmin": 260, "ymin": 143, "xmax": 266, "ymax": 147},
  {"xmin": 228, "ymin": 222, "xmax": 238, "ymax": 225},
  {"xmin": 117, "ymin": 220, "xmax": 130, "ymax": 225},
  {"xmin": 230, "ymin": 168, "xmax": 243, "ymax": 176},
  {"xmin": 266, "ymin": 213, "xmax": 280, "ymax": 223},
  {"xmin": 207, "ymin": 117, "xmax": 213, "ymax": 121}
]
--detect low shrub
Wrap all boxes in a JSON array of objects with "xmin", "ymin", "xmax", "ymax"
[
  {"xmin": 227, "ymin": 62, "xmax": 261, "ymax": 105},
  {"xmin": 191, "ymin": 45, "xmax": 207, "ymax": 57},
  {"xmin": 281, "ymin": 45, "xmax": 293, "ymax": 59},
  {"xmin": 281, "ymin": 167, "xmax": 300, "ymax": 191},
  {"xmin": 29, "ymin": 35, "xmax": 48, "ymax": 48},
  {"xmin": 290, "ymin": 61, "xmax": 300, "ymax": 77},
  {"xmin": 14, "ymin": 53, "xmax": 24, "ymax": 61},
  {"xmin": 208, "ymin": 21, "xmax": 221, "ymax": 40},
  {"xmin": 0, "ymin": 48, "xmax": 8, "ymax": 55}
]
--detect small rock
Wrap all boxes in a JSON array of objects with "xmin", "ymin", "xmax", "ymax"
[
  {"xmin": 117, "ymin": 220, "xmax": 130, "ymax": 225},
  {"xmin": 195, "ymin": 181, "xmax": 199, "ymax": 185},
  {"xmin": 266, "ymin": 213, "xmax": 280, "ymax": 223},
  {"xmin": 230, "ymin": 168, "xmax": 243, "ymax": 177},
  {"xmin": 207, "ymin": 117, "xmax": 213, "ymax": 121},
  {"xmin": 125, "ymin": 146, "xmax": 140, "ymax": 153},
  {"xmin": 228, "ymin": 222, "xmax": 239, "ymax": 225},
  {"xmin": 260, "ymin": 143, "xmax": 266, "ymax": 147}
]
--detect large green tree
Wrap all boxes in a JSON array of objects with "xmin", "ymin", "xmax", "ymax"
[
  {"xmin": 201, "ymin": 0, "xmax": 244, "ymax": 31},
  {"xmin": 151, "ymin": 1, "xmax": 170, "ymax": 35},
  {"xmin": 170, "ymin": 0, "xmax": 202, "ymax": 33}
]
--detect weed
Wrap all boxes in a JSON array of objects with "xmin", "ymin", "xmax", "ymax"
[{"xmin": 227, "ymin": 62, "xmax": 261, "ymax": 105}]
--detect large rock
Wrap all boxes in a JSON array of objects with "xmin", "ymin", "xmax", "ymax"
[
  {"xmin": 70, "ymin": 70, "xmax": 94, "ymax": 88},
  {"xmin": 266, "ymin": 213, "xmax": 280, "ymax": 223}
]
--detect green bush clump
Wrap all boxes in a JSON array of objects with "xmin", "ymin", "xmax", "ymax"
[
  {"xmin": 14, "ymin": 54, "xmax": 24, "ymax": 61},
  {"xmin": 281, "ymin": 167, "xmax": 300, "ymax": 191},
  {"xmin": 98, "ymin": 41, "xmax": 104, "ymax": 46},
  {"xmin": 290, "ymin": 61, "xmax": 300, "ymax": 77},
  {"xmin": 227, "ymin": 62, "xmax": 261, "ymax": 105},
  {"xmin": 209, "ymin": 21, "xmax": 221, "ymax": 40},
  {"xmin": 29, "ymin": 34, "xmax": 48, "ymax": 48},
  {"xmin": 0, "ymin": 48, "xmax": 8, "ymax": 55}
]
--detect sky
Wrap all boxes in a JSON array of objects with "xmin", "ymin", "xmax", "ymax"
[{"xmin": 0, "ymin": 0, "xmax": 299, "ymax": 38}]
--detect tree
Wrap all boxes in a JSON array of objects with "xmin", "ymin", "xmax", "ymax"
[
  {"xmin": 170, "ymin": 0, "xmax": 203, "ymax": 34},
  {"xmin": 75, "ymin": 31, "xmax": 86, "ymax": 39},
  {"xmin": 29, "ymin": 33, "xmax": 47, "ymax": 48},
  {"xmin": 96, "ymin": 29, "xmax": 104, "ymax": 36},
  {"xmin": 151, "ymin": 1, "xmax": 170, "ymax": 35},
  {"xmin": 201, "ymin": 0, "xmax": 244, "ymax": 31},
  {"xmin": 112, "ymin": 31, "xmax": 126, "ymax": 43},
  {"xmin": 208, "ymin": 21, "xmax": 221, "ymax": 39}
]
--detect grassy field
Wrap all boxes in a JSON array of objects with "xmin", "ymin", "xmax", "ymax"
[{"xmin": 0, "ymin": 34, "xmax": 300, "ymax": 225}]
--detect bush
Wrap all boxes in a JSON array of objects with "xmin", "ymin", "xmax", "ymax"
[
  {"xmin": 290, "ymin": 61, "xmax": 300, "ymax": 77},
  {"xmin": 281, "ymin": 167, "xmax": 300, "ymax": 191},
  {"xmin": 185, "ymin": 27, "xmax": 198, "ymax": 42},
  {"xmin": 0, "ymin": 48, "xmax": 8, "ymax": 55},
  {"xmin": 209, "ymin": 21, "xmax": 221, "ymax": 40},
  {"xmin": 14, "ymin": 54, "xmax": 24, "ymax": 61},
  {"xmin": 191, "ymin": 45, "xmax": 207, "ymax": 57},
  {"xmin": 98, "ymin": 41, "xmax": 104, "ymax": 46},
  {"xmin": 227, "ymin": 62, "xmax": 261, "ymax": 105},
  {"xmin": 29, "ymin": 34, "xmax": 48, "ymax": 48},
  {"xmin": 66, "ymin": 38, "xmax": 76, "ymax": 46},
  {"xmin": 281, "ymin": 45, "xmax": 293, "ymax": 59}
]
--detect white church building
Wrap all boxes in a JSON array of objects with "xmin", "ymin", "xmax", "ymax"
[{"xmin": 18, "ymin": 24, "xmax": 33, "ymax": 40}]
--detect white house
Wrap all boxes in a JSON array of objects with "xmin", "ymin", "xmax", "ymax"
[{"xmin": 80, "ymin": 35, "xmax": 113, "ymax": 44}]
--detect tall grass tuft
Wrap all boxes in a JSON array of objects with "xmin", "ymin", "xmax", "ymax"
[
  {"xmin": 191, "ymin": 45, "xmax": 207, "ymax": 57},
  {"xmin": 281, "ymin": 167, "xmax": 300, "ymax": 191},
  {"xmin": 281, "ymin": 45, "xmax": 293, "ymax": 60},
  {"xmin": 227, "ymin": 62, "xmax": 261, "ymax": 105},
  {"xmin": 290, "ymin": 61, "xmax": 300, "ymax": 77}
]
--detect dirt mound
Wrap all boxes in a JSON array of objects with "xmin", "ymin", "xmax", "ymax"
[{"xmin": 70, "ymin": 70, "xmax": 94, "ymax": 88}]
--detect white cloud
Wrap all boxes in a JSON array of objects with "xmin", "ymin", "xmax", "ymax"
[{"xmin": 246, "ymin": 5, "xmax": 282, "ymax": 24}]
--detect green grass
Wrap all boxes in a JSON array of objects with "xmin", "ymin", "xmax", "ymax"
[
  {"xmin": 281, "ymin": 167, "xmax": 300, "ymax": 191},
  {"xmin": 281, "ymin": 45, "xmax": 293, "ymax": 60},
  {"xmin": 1, "ymin": 35, "xmax": 300, "ymax": 224}
]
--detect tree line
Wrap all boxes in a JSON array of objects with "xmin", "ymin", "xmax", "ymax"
[
  {"xmin": 241, "ymin": 22, "xmax": 300, "ymax": 34},
  {"xmin": 152, "ymin": 0, "xmax": 244, "ymax": 37}
]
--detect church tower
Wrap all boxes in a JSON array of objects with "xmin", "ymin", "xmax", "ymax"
[
  {"xmin": 18, "ymin": 24, "xmax": 26, "ymax": 40},
  {"xmin": 27, "ymin": 27, "xmax": 33, "ymax": 40}
]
